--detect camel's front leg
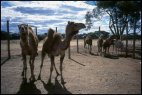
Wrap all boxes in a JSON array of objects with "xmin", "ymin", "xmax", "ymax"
[
  {"xmin": 60, "ymin": 54, "xmax": 65, "ymax": 84},
  {"xmin": 29, "ymin": 56, "xmax": 35, "ymax": 82},
  {"xmin": 22, "ymin": 54, "xmax": 27, "ymax": 78}
]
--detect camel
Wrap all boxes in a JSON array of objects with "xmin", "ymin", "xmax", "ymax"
[
  {"xmin": 102, "ymin": 35, "xmax": 116, "ymax": 55},
  {"xmin": 97, "ymin": 34, "xmax": 103, "ymax": 56},
  {"xmin": 114, "ymin": 39, "xmax": 124, "ymax": 55},
  {"xmin": 18, "ymin": 24, "xmax": 38, "ymax": 81},
  {"xmin": 38, "ymin": 21, "xmax": 86, "ymax": 84},
  {"xmin": 84, "ymin": 35, "xmax": 92, "ymax": 53}
]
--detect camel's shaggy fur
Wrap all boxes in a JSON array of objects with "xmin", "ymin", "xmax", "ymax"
[
  {"xmin": 97, "ymin": 34, "xmax": 104, "ymax": 55},
  {"xmin": 102, "ymin": 35, "xmax": 115, "ymax": 55},
  {"xmin": 84, "ymin": 35, "xmax": 92, "ymax": 53},
  {"xmin": 18, "ymin": 24, "xmax": 38, "ymax": 81},
  {"xmin": 38, "ymin": 21, "xmax": 86, "ymax": 84}
]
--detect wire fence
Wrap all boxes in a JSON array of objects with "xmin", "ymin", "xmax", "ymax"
[
  {"xmin": 1, "ymin": 20, "xmax": 38, "ymax": 64},
  {"xmin": 68, "ymin": 38, "xmax": 141, "ymax": 59},
  {"xmin": 1, "ymin": 20, "xmax": 141, "ymax": 64}
]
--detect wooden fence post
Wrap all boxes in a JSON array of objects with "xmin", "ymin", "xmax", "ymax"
[
  {"xmin": 77, "ymin": 34, "xmax": 79, "ymax": 53},
  {"xmin": 68, "ymin": 42, "xmax": 71, "ymax": 59},
  {"xmin": 35, "ymin": 27, "xmax": 37, "ymax": 36},
  {"xmin": 7, "ymin": 20, "xmax": 11, "ymax": 59},
  {"xmin": 56, "ymin": 27, "xmax": 57, "ymax": 33},
  {"xmin": 125, "ymin": 23, "xmax": 128, "ymax": 57}
]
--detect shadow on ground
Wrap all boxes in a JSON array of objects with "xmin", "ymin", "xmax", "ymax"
[
  {"xmin": 102, "ymin": 53, "xmax": 119, "ymax": 59},
  {"xmin": 1, "ymin": 58, "xmax": 10, "ymax": 66},
  {"xmin": 70, "ymin": 58, "xmax": 85, "ymax": 66},
  {"xmin": 17, "ymin": 78, "xmax": 41, "ymax": 94},
  {"xmin": 41, "ymin": 75, "xmax": 72, "ymax": 94}
]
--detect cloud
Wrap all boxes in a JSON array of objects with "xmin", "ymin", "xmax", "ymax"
[
  {"xmin": 1, "ymin": 1, "xmax": 102, "ymax": 34},
  {"xmin": 14, "ymin": 7, "xmax": 56, "ymax": 15}
]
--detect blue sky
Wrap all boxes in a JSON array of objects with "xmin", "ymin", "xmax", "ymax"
[{"xmin": 2, "ymin": 1, "xmax": 138, "ymax": 35}]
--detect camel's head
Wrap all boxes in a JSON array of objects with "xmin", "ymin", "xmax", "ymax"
[
  {"xmin": 18, "ymin": 24, "xmax": 29, "ymax": 36},
  {"xmin": 66, "ymin": 21, "xmax": 86, "ymax": 38}
]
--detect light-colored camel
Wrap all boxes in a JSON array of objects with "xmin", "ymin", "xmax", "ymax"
[
  {"xmin": 102, "ymin": 35, "xmax": 115, "ymax": 55},
  {"xmin": 18, "ymin": 24, "xmax": 38, "ymax": 81},
  {"xmin": 38, "ymin": 21, "xmax": 86, "ymax": 84},
  {"xmin": 114, "ymin": 39, "xmax": 124, "ymax": 55},
  {"xmin": 84, "ymin": 35, "xmax": 92, "ymax": 53},
  {"xmin": 97, "ymin": 34, "xmax": 103, "ymax": 55}
]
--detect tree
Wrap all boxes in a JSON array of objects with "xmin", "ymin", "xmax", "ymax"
[
  {"xmin": 85, "ymin": 1, "xmax": 141, "ymax": 40},
  {"xmin": 85, "ymin": 11, "xmax": 93, "ymax": 30}
]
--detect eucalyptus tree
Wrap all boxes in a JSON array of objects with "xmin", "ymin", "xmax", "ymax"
[{"xmin": 85, "ymin": 1, "xmax": 141, "ymax": 39}]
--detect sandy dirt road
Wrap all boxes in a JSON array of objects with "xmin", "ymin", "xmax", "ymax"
[{"xmin": 1, "ymin": 39, "xmax": 141, "ymax": 94}]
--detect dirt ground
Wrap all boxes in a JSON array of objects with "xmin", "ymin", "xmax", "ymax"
[{"xmin": 1, "ymin": 39, "xmax": 141, "ymax": 94}]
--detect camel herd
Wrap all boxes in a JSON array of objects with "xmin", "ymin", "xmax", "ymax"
[
  {"xmin": 18, "ymin": 21, "xmax": 124, "ymax": 83},
  {"xmin": 84, "ymin": 34, "xmax": 124, "ymax": 56}
]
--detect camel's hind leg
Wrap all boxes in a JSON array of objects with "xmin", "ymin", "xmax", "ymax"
[
  {"xmin": 48, "ymin": 56, "xmax": 54, "ymax": 83},
  {"xmin": 60, "ymin": 54, "xmax": 65, "ymax": 84},
  {"xmin": 53, "ymin": 60, "xmax": 60, "ymax": 76},
  {"xmin": 38, "ymin": 51, "xmax": 46, "ymax": 80}
]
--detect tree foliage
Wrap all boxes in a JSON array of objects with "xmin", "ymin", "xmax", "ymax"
[{"xmin": 85, "ymin": 1, "xmax": 141, "ymax": 39}]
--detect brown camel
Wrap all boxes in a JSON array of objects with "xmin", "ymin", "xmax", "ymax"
[
  {"xmin": 18, "ymin": 24, "xmax": 38, "ymax": 81},
  {"xmin": 84, "ymin": 35, "xmax": 92, "ymax": 53},
  {"xmin": 38, "ymin": 21, "xmax": 86, "ymax": 84},
  {"xmin": 102, "ymin": 35, "xmax": 116, "ymax": 55},
  {"xmin": 97, "ymin": 34, "xmax": 103, "ymax": 55}
]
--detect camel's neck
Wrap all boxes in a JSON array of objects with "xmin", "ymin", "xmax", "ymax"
[
  {"xmin": 20, "ymin": 32, "xmax": 29, "ymax": 46},
  {"xmin": 61, "ymin": 28, "xmax": 73, "ymax": 50},
  {"xmin": 61, "ymin": 36, "xmax": 72, "ymax": 50}
]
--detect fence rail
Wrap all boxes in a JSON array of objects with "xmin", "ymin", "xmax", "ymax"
[{"xmin": 1, "ymin": 20, "xmax": 141, "ymax": 65}]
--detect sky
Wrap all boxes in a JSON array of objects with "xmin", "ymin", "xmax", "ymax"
[{"xmin": 1, "ymin": 1, "xmax": 140, "ymax": 35}]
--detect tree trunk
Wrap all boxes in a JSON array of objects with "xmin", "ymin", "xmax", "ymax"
[{"xmin": 125, "ymin": 23, "xmax": 128, "ymax": 58}]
